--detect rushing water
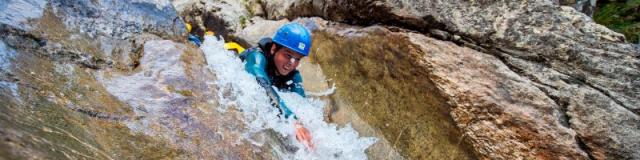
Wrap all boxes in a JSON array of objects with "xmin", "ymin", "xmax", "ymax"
[{"xmin": 200, "ymin": 35, "xmax": 377, "ymax": 160}]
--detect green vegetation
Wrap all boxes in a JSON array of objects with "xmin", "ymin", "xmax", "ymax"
[{"xmin": 594, "ymin": 0, "xmax": 640, "ymax": 43}]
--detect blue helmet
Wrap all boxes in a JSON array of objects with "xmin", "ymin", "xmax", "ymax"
[{"xmin": 272, "ymin": 23, "xmax": 312, "ymax": 56}]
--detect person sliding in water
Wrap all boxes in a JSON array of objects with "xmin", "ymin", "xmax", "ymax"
[{"xmin": 238, "ymin": 23, "xmax": 314, "ymax": 150}]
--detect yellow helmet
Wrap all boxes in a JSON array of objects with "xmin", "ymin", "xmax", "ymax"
[{"xmin": 185, "ymin": 23, "xmax": 192, "ymax": 33}]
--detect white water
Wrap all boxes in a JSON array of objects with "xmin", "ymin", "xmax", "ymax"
[
  {"xmin": 305, "ymin": 83, "xmax": 337, "ymax": 97},
  {"xmin": 201, "ymin": 35, "xmax": 377, "ymax": 160}
]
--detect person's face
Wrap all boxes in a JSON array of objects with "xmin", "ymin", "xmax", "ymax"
[{"xmin": 271, "ymin": 44, "xmax": 304, "ymax": 75}]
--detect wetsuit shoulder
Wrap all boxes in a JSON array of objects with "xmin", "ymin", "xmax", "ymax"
[
  {"xmin": 290, "ymin": 70, "xmax": 305, "ymax": 97},
  {"xmin": 241, "ymin": 48, "xmax": 269, "ymax": 80}
]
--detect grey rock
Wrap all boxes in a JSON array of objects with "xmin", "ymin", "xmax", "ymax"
[
  {"xmin": 50, "ymin": 0, "xmax": 184, "ymax": 40},
  {"xmin": 1, "ymin": 0, "xmax": 186, "ymax": 71},
  {"xmin": 235, "ymin": 17, "xmax": 289, "ymax": 45},
  {"xmin": 407, "ymin": 31, "xmax": 591, "ymax": 159},
  {"xmin": 500, "ymin": 52, "xmax": 640, "ymax": 159},
  {"xmin": 172, "ymin": 0, "xmax": 251, "ymax": 36},
  {"xmin": 246, "ymin": 0, "xmax": 265, "ymax": 17},
  {"xmin": 0, "ymin": 0, "xmax": 47, "ymax": 31}
]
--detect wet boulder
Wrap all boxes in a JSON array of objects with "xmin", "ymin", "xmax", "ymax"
[
  {"xmin": 96, "ymin": 40, "xmax": 277, "ymax": 159},
  {"xmin": 1, "ymin": 0, "xmax": 186, "ymax": 71},
  {"xmin": 0, "ymin": 0, "xmax": 252, "ymax": 159}
]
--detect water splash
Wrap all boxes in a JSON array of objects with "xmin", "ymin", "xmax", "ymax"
[
  {"xmin": 306, "ymin": 83, "xmax": 337, "ymax": 97},
  {"xmin": 201, "ymin": 35, "xmax": 377, "ymax": 160}
]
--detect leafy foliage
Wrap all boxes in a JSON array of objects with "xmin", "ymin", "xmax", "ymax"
[{"xmin": 594, "ymin": 0, "xmax": 640, "ymax": 43}]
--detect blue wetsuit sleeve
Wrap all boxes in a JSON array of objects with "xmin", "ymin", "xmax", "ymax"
[
  {"xmin": 187, "ymin": 34, "xmax": 202, "ymax": 46},
  {"xmin": 243, "ymin": 50, "xmax": 269, "ymax": 79},
  {"xmin": 243, "ymin": 51, "xmax": 296, "ymax": 119},
  {"xmin": 290, "ymin": 71, "xmax": 306, "ymax": 98}
]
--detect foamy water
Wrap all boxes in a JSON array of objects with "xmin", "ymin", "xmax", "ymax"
[{"xmin": 201, "ymin": 35, "xmax": 377, "ymax": 160}]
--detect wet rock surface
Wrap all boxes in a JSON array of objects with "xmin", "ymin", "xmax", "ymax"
[
  {"xmin": 307, "ymin": 22, "xmax": 478, "ymax": 160},
  {"xmin": 2, "ymin": 0, "xmax": 186, "ymax": 71},
  {"xmin": 0, "ymin": 34, "xmax": 185, "ymax": 159},
  {"xmin": 0, "ymin": 0, "xmax": 276, "ymax": 159},
  {"xmin": 96, "ymin": 40, "xmax": 276, "ymax": 159}
]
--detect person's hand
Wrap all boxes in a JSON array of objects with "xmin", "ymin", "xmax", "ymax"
[{"xmin": 294, "ymin": 121, "xmax": 314, "ymax": 150}]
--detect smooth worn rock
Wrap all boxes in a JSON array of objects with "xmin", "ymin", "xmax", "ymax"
[
  {"xmin": 0, "ymin": 36, "xmax": 188, "ymax": 159},
  {"xmin": 0, "ymin": 0, "xmax": 275, "ymax": 159},
  {"xmin": 313, "ymin": 26, "xmax": 478, "ymax": 159},
  {"xmin": 1, "ymin": 0, "xmax": 186, "ymax": 71},
  {"xmin": 96, "ymin": 40, "xmax": 276, "ymax": 159},
  {"xmin": 0, "ymin": 37, "xmax": 276, "ymax": 159}
]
